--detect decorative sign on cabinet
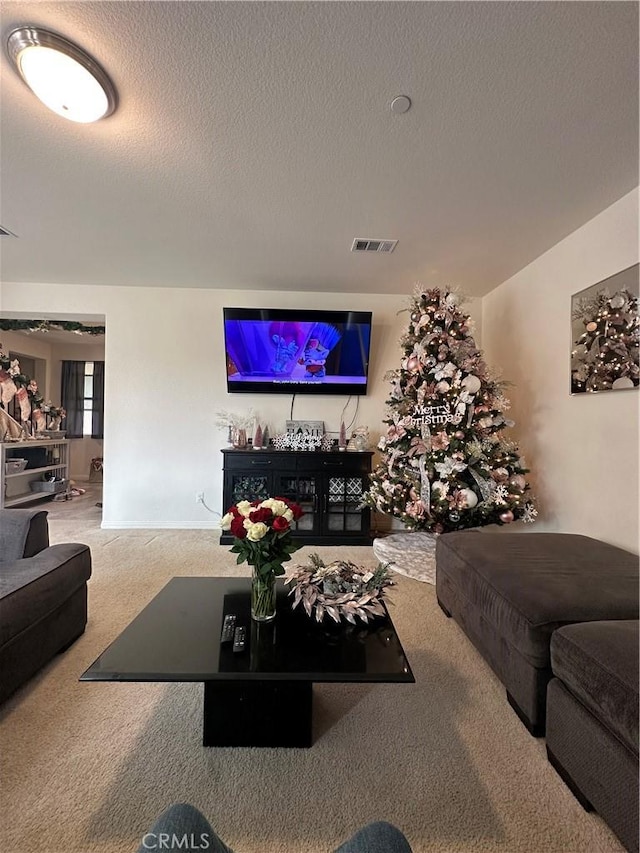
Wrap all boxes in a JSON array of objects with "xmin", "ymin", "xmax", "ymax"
[{"xmin": 220, "ymin": 449, "xmax": 373, "ymax": 545}]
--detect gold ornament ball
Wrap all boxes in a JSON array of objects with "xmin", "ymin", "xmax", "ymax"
[
  {"xmin": 454, "ymin": 430, "xmax": 465, "ymax": 440},
  {"xmin": 586, "ymin": 322, "xmax": 598, "ymax": 332},
  {"xmin": 499, "ymin": 510, "xmax": 514, "ymax": 524}
]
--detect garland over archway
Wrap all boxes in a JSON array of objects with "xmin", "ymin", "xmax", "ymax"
[{"xmin": 0, "ymin": 319, "xmax": 105, "ymax": 335}]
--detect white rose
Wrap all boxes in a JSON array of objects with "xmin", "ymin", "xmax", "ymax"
[
  {"xmin": 283, "ymin": 509, "xmax": 294, "ymax": 522},
  {"xmin": 236, "ymin": 500, "xmax": 253, "ymax": 517},
  {"xmin": 270, "ymin": 500, "xmax": 289, "ymax": 516},
  {"xmin": 220, "ymin": 512, "xmax": 234, "ymax": 530},
  {"xmin": 259, "ymin": 498, "xmax": 275, "ymax": 511},
  {"xmin": 246, "ymin": 522, "xmax": 268, "ymax": 541}
]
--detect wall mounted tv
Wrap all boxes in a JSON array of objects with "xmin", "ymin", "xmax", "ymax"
[{"xmin": 223, "ymin": 307, "xmax": 373, "ymax": 395}]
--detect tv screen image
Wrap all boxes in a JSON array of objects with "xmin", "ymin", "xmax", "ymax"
[{"xmin": 223, "ymin": 308, "xmax": 372, "ymax": 395}]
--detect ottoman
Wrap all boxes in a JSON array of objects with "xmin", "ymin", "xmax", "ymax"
[
  {"xmin": 546, "ymin": 621, "xmax": 639, "ymax": 853},
  {"xmin": 435, "ymin": 532, "xmax": 639, "ymax": 734}
]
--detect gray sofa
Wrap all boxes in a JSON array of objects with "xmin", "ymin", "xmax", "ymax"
[
  {"xmin": 0, "ymin": 507, "xmax": 92, "ymax": 704},
  {"xmin": 546, "ymin": 620, "xmax": 639, "ymax": 853}
]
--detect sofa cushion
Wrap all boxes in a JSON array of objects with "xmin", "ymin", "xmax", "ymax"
[
  {"xmin": 436, "ymin": 533, "xmax": 639, "ymax": 667},
  {"xmin": 0, "ymin": 544, "xmax": 92, "ymax": 646},
  {"xmin": 0, "ymin": 509, "xmax": 48, "ymax": 563},
  {"xmin": 551, "ymin": 620, "xmax": 639, "ymax": 755}
]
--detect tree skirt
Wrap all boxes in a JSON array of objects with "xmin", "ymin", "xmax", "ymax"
[{"xmin": 372, "ymin": 531, "xmax": 437, "ymax": 585}]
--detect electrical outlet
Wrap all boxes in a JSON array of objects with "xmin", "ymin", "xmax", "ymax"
[{"xmin": 196, "ymin": 491, "xmax": 204, "ymax": 504}]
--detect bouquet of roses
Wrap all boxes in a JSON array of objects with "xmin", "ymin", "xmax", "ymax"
[{"xmin": 220, "ymin": 497, "xmax": 304, "ymax": 579}]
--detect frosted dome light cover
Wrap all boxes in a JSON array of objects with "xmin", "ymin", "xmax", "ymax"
[{"xmin": 7, "ymin": 27, "xmax": 116, "ymax": 123}]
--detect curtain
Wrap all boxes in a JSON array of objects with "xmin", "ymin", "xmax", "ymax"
[
  {"xmin": 92, "ymin": 361, "xmax": 105, "ymax": 439},
  {"xmin": 61, "ymin": 361, "xmax": 85, "ymax": 439}
]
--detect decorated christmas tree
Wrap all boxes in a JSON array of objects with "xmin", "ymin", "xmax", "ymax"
[
  {"xmin": 364, "ymin": 287, "xmax": 537, "ymax": 533},
  {"xmin": 571, "ymin": 286, "xmax": 639, "ymax": 393}
]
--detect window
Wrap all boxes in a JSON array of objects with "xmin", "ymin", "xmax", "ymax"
[
  {"xmin": 61, "ymin": 360, "xmax": 104, "ymax": 439},
  {"xmin": 81, "ymin": 362, "xmax": 94, "ymax": 436}
]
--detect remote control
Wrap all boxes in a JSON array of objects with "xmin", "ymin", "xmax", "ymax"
[
  {"xmin": 232, "ymin": 625, "xmax": 246, "ymax": 653},
  {"xmin": 220, "ymin": 614, "xmax": 236, "ymax": 644}
]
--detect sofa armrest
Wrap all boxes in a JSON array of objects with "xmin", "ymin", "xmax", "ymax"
[{"xmin": 12, "ymin": 543, "xmax": 92, "ymax": 583}]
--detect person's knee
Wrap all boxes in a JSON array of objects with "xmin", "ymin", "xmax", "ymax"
[
  {"xmin": 140, "ymin": 803, "xmax": 217, "ymax": 852},
  {"xmin": 337, "ymin": 820, "xmax": 412, "ymax": 853},
  {"xmin": 366, "ymin": 821, "xmax": 411, "ymax": 846}
]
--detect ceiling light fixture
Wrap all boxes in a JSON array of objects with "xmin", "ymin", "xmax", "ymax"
[{"xmin": 6, "ymin": 27, "xmax": 117, "ymax": 123}]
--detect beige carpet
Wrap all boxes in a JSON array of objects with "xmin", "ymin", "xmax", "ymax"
[{"xmin": 0, "ymin": 520, "xmax": 624, "ymax": 853}]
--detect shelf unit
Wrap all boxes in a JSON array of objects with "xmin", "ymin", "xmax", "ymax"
[
  {"xmin": 1, "ymin": 439, "xmax": 70, "ymax": 509},
  {"xmin": 220, "ymin": 448, "xmax": 373, "ymax": 546}
]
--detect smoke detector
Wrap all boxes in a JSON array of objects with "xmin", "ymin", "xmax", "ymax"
[{"xmin": 351, "ymin": 238, "xmax": 397, "ymax": 254}]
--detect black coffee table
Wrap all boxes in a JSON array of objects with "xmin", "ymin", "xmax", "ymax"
[{"xmin": 80, "ymin": 577, "xmax": 414, "ymax": 747}]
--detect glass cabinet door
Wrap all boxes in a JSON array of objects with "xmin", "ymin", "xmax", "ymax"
[
  {"xmin": 325, "ymin": 476, "xmax": 367, "ymax": 533},
  {"xmin": 229, "ymin": 473, "xmax": 271, "ymax": 505},
  {"xmin": 274, "ymin": 474, "xmax": 319, "ymax": 534}
]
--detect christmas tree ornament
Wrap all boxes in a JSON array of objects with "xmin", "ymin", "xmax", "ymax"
[
  {"xmin": 586, "ymin": 321, "xmax": 598, "ymax": 332},
  {"xmin": 363, "ymin": 285, "xmax": 536, "ymax": 533},
  {"xmin": 253, "ymin": 424, "xmax": 263, "ymax": 449},
  {"xmin": 462, "ymin": 374, "xmax": 481, "ymax": 394},
  {"xmin": 460, "ymin": 488, "xmax": 478, "ymax": 508},
  {"xmin": 612, "ymin": 377, "xmax": 634, "ymax": 390},
  {"xmin": 339, "ymin": 421, "xmax": 347, "ymax": 451}
]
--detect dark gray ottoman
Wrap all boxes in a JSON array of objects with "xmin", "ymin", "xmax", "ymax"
[
  {"xmin": 546, "ymin": 621, "xmax": 639, "ymax": 853},
  {"xmin": 436, "ymin": 532, "xmax": 639, "ymax": 734}
]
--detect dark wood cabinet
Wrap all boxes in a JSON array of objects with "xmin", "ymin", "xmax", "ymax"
[{"xmin": 220, "ymin": 449, "xmax": 373, "ymax": 545}]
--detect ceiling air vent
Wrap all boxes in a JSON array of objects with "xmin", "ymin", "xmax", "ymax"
[
  {"xmin": 0, "ymin": 226, "xmax": 17, "ymax": 237},
  {"xmin": 351, "ymin": 238, "xmax": 397, "ymax": 254}
]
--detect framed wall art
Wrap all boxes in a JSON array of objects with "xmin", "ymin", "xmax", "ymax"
[{"xmin": 570, "ymin": 263, "xmax": 639, "ymax": 394}]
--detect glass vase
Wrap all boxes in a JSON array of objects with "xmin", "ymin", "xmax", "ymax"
[{"xmin": 251, "ymin": 566, "xmax": 277, "ymax": 622}]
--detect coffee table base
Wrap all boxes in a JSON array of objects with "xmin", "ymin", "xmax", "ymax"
[{"xmin": 203, "ymin": 680, "xmax": 313, "ymax": 747}]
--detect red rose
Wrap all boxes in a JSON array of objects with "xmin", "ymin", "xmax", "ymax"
[
  {"xmin": 288, "ymin": 501, "xmax": 304, "ymax": 521},
  {"xmin": 272, "ymin": 516, "xmax": 290, "ymax": 532},
  {"xmin": 249, "ymin": 507, "xmax": 274, "ymax": 524},
  {"xmin": 230, "ymin": 516, "xmax": 247, "ymax": 538}
]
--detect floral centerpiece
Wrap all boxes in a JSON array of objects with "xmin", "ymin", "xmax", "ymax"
[
  {"xmin": 220, "ymin": 497, "xmax": 304, "ymax": 621},
  {"xmin": 286, "ymin": 554, "xmax": 394, "ymax": 624}
]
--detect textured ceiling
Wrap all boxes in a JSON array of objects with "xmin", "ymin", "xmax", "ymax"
[{"xmin": 0, "ymin": 1, "xmax": 637, "ymax": 297}]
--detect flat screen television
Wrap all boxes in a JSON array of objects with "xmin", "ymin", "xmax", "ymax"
[{"xmin": 223, "ymin": 307, "xmax": 373, "ymax": 395}]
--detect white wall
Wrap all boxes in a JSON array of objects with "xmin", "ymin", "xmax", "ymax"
[
  {"xmin": 1, "ymin": 284, "xmax": 482, "ymax": 528},
  {"xmin": 482, "ymin": 188, "xmax": 639, "ymax": 553}
]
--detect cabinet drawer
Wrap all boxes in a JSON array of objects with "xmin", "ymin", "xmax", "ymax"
[
  {"xmin": 222, "ymin": 451, "xmax": 297, "ymax": 471},
  {"xmin": 303, "ymin": 454, "xmax": 371, "ymax": 474}
]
